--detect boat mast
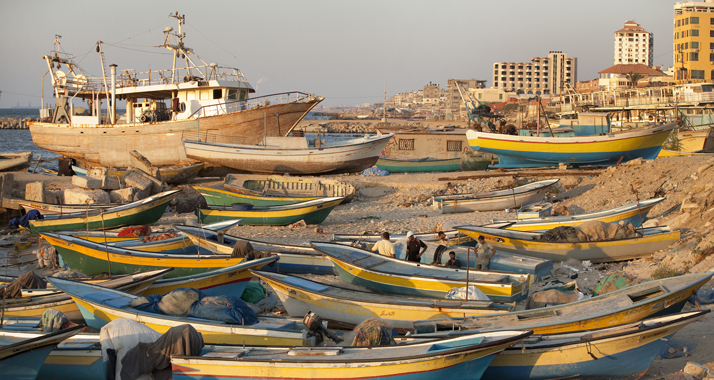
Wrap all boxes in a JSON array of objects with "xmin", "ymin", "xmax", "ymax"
[{"xmin": 162, "ymin": 12, "xmax": 210, "ymax": 83}]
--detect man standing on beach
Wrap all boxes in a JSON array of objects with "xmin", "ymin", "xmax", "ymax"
[
  {"xmin": 475, "ymin": 235, "xmax": 495, "ymax": 270},
  {"xmin": 405, "ymin": 231, "xmax": 427, "ymax": 262},
  {"xmin": 371, "ymin": 232, "xmax": 395, "ymax": 258}
]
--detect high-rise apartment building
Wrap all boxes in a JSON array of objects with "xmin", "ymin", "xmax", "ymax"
[
  {"xmin": 674, "ymin": 0, "xmax": 714, "ymax": 83},
  {"xmin": 492, "ymin": 51, "xmax": 577, "ymax": 95},
  {"xmin": 614, "ymin": 21, "xmax": 654, "ymax": 66}
]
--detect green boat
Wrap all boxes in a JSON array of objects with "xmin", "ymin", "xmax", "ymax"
[
  {"xmin": 375, "ymin": 156, "xmax": 461, "ymax": 173},
  {"xmin": 194, "ymin": 186, "xmax": 318, "ymax": 207},
  {"xmin": 197, "ymin": 197, "xmax": 344, "ymax": 225},
  {"xmin": 29, "ymin": 190, "xmax": 179, "ymax": 233}
]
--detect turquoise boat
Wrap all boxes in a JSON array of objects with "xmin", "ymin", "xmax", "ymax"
[
  {"xmin": 29, "ymin": 190, "xmax": 179, "ymax": 233},
  {"xmin": 197, "ymin": 197, "xmax": 344, "ymax": 225},
  {"xmin": 375, "ymin": 156, "xmax": 461, "ymax": 173},
  {"xmin": 0, "ymin": 325, "xmax": 84, "ymax": 380},
  {"xmin": 194, "ymin": 185, "xmax": 319, "ymax": 207}
]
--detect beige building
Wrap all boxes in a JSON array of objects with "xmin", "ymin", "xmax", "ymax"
[
  {"xmin": 674, "ymin": 0, "xmax": 714, "ymax": 83},
  {"xmin": 447, "ymin": 79, "xmax": 486, "ymax": 120},
  {"xmin": 492, "ymin": 51, "xmax": 577, "ymax": 95},
  {"xmin": 614, "ymin": 21, "xmax": 654, "ymax": 66},
  {"xmin": 470, "ymin": 87, "xmax": 509, "ymax": 103},
  {"xmin": 422, "ymin": 82, "xmax": 445, "ymax": 106}
]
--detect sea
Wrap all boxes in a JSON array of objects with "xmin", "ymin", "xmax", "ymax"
[{"xmin": 0, "ymin": 108, "xmax": 60, "ymax": 170}]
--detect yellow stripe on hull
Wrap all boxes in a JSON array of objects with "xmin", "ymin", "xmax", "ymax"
[
  {"xmin": 144, "ymin": 269, "xmax": 253, "ymax": 296},
  {"xmin": 505, "ymin": 208, "xmax": 647, "ymax": 232}
]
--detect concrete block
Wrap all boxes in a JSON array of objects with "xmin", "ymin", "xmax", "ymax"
[
  {"xmin": 123, "ymin": 169, "xmax": 153, "ymax": 194},
  {"xmin": 72, "ymin": 175, "xmax": 103, "ymax": 189},
  {"xmin": 0, "ymin": 173, "xmax": 13, "ymax": 200},
  {"xmin": 684, "ymin": 362, "xmax": 710, "ymax": 379},
  {"xmin": 129, "ymin": 151, "xmax": 161, "ymax": 179},
  {"xmin": 25, "ymin": 182, "xmax": 44, "ymax": 202},
  {"xmin": 64, "ymin": 187, "xmax": 111, "ymax": 205},
  {"xmin": 102, "ymin": 177, "xmax": 121, "ymax": 190},
  {"xmin": 43, "ymin": 190, "xmax": 60, "ymax": 205},
  {"xmin": 86, "ymin": 167, "xmax": 109, "ymax": 179},
  {"xmin": 110, "ymin": 187, "xmax": 136, "ymax": 203}
]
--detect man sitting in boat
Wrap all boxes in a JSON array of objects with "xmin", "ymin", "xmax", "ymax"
[
  {"xmin": 431, "ymin": 231, "xmax": 449, "ymax": 265},
  {"xmin": 445, "ymin": 251, "xmax": 461, "ymax": 268},
  {"xmin": 371, "ymin": 232, "xmax": 395, "ymax": 258},
  {"xmin": 405, "ymin": 231, "xmax": 428, "ymax": 263},
  {"xmin": 475, "ymin": 236, "xmax": 495, "ymax": 270}
]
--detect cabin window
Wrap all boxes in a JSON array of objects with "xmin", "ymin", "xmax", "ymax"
[
  {"xmin": 447, "ymin": 141, "xmax": 462, "ymax": 152},
  {"xmin": 213, "ymin": 89, "xmax": 223, "ymax": 99},
  {"xmin": 186, "ymin": 91, "xmax": 196, "ymax": 101},
  {"xmin": 227, "ymin": 89, "xmax": 238, "ymax": 100},
  {"xmin": 240, "ymin": 90, "xmax": 247, "ymax": 101},
  {"xmin": 398, "ymin": 139, "xmax": 414, "ymax": 150}
]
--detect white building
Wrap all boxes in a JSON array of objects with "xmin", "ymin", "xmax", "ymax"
[
  {"xmin": 614, "ymin": 21, "xmax": 654, "ymax": 66},
  {"xmin": 492, "ymin": 51, "xmax": 577, "ymax": 95}
]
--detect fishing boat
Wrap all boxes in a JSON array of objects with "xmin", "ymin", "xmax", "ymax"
[
  {"xmin": 253, "ymin": 271, "xmax": 513, "ymax": 333},
  {"xmin": 0, "ymin": 268, "xmax": 171, "ymax": 321},
  {"xmin": 72, "ymin": 163, "xmax": 205, "ymax": 184},
  {"xmin": 658, "ymin": 149, "xmax": 714, "ymax": 157},
  {"xmin": 412, "ymin": 272, "xmax": 713, "ymax": 335},
  {"xmin": 194, "ymin": 185, "xmax": 319, "ymax": 207},
  {"xmin": 224, "ymin": 173, "xmax": 356, "ymax": 203},
  {"xmin": 456, "ymin": 225, "xmax": 679, "ymax": 263},
  {"xmin": 0, "ymin": 325, "xmax": 84, "ymax": 380},
  {"xmin": 332, "ymin": 230, "xmax": 475, "ymax": 246},
  {"xmin": 40, "ymin": 233, "xmax": 246, "ymax": 279},
  {"xmin": 29, "ymin": 14, "xmax": 322, "ymax": 169},
  {"xmin": 432, "ymin": 179, "xmax": 559, "ymax": 214},
  {"xmin": 19, "ymin": 201, "xmax": 116, "ymax": 216},
  {"xmin": 0, "ymin": 152, "xmax": 33, "ymax": 172},
  {"xmin": 28, "ymin": 190, "xmax": 179, "ymax": 233},
  {"xmin": 175, "ymin": 225, "xmax": 335, "ymax": 275},
  {"xmin": 482, "ymin": 310, "xmax": 709, "ymax": 380},
  {"xmin": 375, "ymin": 156, "xmax": 461, "ymax": 173},
  {"xmin": 312, "ymin": 242, "xmax": 531, "ymax": 303},
  {"xmin": 197, "ymin": 197, "xmax": 344, "ymax": 225},
  {"xmin": 46, "ymin": 277, "xmax": 318, "ymax": 346},
  {"xmin": 182, "ymin": 133, "xmax": 393, "ymax": 175},
  {"xmin": 466, "ymin": 123, "xmax": 675, "ymax": 168},
  {"xmin": 170, "ymin": 330, "xmax": 533, "ymax": 380},
  {"xmin": 484, "ymin": 197, "xmax": 665, "ymax": 232}
]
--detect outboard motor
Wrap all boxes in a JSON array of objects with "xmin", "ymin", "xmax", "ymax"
[{"xmin": 303, "ymin": 311, "xmax": 342, "ymax": 344}]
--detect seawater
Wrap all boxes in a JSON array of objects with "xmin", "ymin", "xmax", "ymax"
[{"xmin": 0, "ymin": 108, "xmax": 59, "ymax": 170}]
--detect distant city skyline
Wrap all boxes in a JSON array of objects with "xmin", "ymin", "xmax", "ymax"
[{"xmin": 0, "ymin": 0, "xmax": 676, "ymax": 108}]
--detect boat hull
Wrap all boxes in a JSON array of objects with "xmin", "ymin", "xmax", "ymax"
[
  {"xmin": 195, "ymin": 186, "xmax": 318, "ymax": 207},
  {"xmin": 197, "ymin": 198, "xmax": 343, "ymax": 225},
  {"xmin": 29, "ymin": 98, "xmax": 321, "ymax": 168},
  {"xmin": 432, "ymin": 179, "xmax": 559, "ymax": 214},
  {"xmin": 0, "ymin": 152, "xmax": 33, "ymax": 172},
  {"xmin": 375, "ymin": 157, "xmax": 461, "ymax": 173},
  {"xmin": 467, "ymin": 123, "xmax": 675, "ymax": 168}
]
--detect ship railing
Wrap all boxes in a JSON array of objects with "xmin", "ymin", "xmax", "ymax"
[
  {"xmin": 116, "ymin": 65, "xmax": 249, "ymax": 88},
  {"xmin": 188, "ymin": 92, "xmax": 317, "ymax": 119},
  {"xmin": 181, "ymin": 130, "xmax": 260, "ymax": 145}
]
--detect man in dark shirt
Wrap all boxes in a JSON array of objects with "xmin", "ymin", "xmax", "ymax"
[
  {"xmin": 445, "ymin": 251, "xmax": 461, "ymax": 268},
  {"xmin": 405, "ymin": 231, "xmax": 428, "ymax": 262}
]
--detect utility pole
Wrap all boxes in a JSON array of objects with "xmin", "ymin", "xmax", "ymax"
[{"xmin": 383, "ymin": 83, "xmax": 387, "ymax": 122}]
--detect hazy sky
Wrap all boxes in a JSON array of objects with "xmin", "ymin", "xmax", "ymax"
[{"xmin": 0, "ymin": 0, "xmax": 677, "ymax": 108}]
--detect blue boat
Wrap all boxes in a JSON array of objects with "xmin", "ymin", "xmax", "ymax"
[{"xmin": 0, "ymin": 325, "xmax": 84, "ymax": 380}]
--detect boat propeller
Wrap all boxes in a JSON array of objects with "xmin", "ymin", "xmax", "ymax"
[{"xmin": 303, "ymin": 311, "xmax": 343, "ymax": 344}]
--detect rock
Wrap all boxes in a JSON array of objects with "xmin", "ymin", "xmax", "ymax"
[
  {"xmin": 101, "ymin": 176, "xmax": 121, "ymax": 190},
  {"xmin": 684, "ymin": 362, "xmax": 710, "ymax": 379},
  {"xmin": 643, "ymin": 218, "xmax": 660, "ymax": 228},
  {"xmin": 0, "ymin": 173, "xmax": 13, "ymax": 200},
  {"xmin": 86, "ymin": 167, "xmax": 109, "ymax": 179},
  {"xmin": 109, "ymin": 187, "xmax": 137, "ymax": 203},
  {"xmin": 25, "ymin": 182, "xmax": 44, "ymax": 202},
  {"xmin": 681, "ymin": 196, "xmax": 702, "ymax": 214},
  {"xmin": 129, "ymin": 150, "xmax": 161, "ymax": 179},
  {"xmin": 72, "ymin": 175, "xmax": 102, "ymax": 189},
  {"xmin": 668, "ymin": 213, "xmax": 691, "ymax": 230},
  {"xmin": 123, "ymin": 169, "xmax": 154, "ymax": 194},
  {"xmin": 626, "ymin": 157, "xmax": 643, "ymax": 166},
  {"xmin": 707, "ymin": 182, "xmax": 714, "ymax": 192},
  {"xmin": 43, "ymin": 190, "xmax": 60, "ymax": 205},
  {"xmin": 64, "ymin": 187, "xmax": 111, "ymax": 205},
  {"xmin": 697, "ymin": 164, "xmax": 712, "ymax": 175}
]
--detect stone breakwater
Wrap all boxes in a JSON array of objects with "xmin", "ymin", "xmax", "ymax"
[
  {"xmin": 296, "ymin": 119, "xmax": 468, "ymax": 133},
  {"xmin": 0, "ymin": 118, "xmax": 34, "ymax": 129}
]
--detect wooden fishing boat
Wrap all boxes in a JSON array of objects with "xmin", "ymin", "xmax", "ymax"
[
  {"xmin": 485, "ymin": 197, "xmax": 665, "ymax": 232},
  {"xmin": 72, "ymin": 162, "xmax": 204, "ymax": 184},
  {"xmin": 375, "ymin": 156, "xmax": 461, "ymax": 173},
  {"xmin": 0, "ymin": 268, "xmax": 172, "ymax": 321},
  {"xmin": 175, "ymin": 225, "xmax": 336, "ymax": 275},
  {"xmin": 46, "ymin": 277, "xmax": 318, "ymax": 346},
  {"xmin": 170, "ymin": 330, "xmax": 533, "ymax": 380},
  {"xmin": 19, "ymin": 201, "xmax": 115, "ymax": 216},
  {"xmin": 432, "ymin": 179, "xmax": 559, "ymax": 214},
  {"xmin": 456, "ymin": 225, "xmax": 680, "ymax": 263},
  {"xmin": 40, "ymin": 233, "xmax": 246, "ymax": 279},
  {"xmin": 224, "ymin": 173, "xmax": 356, "ymax": 203},
  {"xmin": 194, "ymin": 185, "xmax": 318, "ymax": 207},
  {"xmin": 143, "ymin": 256, "xmax": 278, "ymax": 297},
  {"xmin": 35, "ymin": 332, "xmax": 104, "ymax": 380},
  {"xmin": 197, "ymin": 197, "xmax": 344, "ymax": 225},
  {"xmin": 29, "ymin": 15, "xmax": 322, "ymax": 169},
  {"xmin": 311, "ymin": 242, "xmax": 531, "ymax": 303},
  {"xmin": 63, "ymin": 230, "xmax": 197, "ymax": 254},
  {"xmin": 28, "ymin": 190, "xmax": 179, "ymax": 233},
  {"xmin": 0, "ymin": 325, "xmax": 84, "ymax": 380},
  {"xmin": 412, "ymin": 272, "xmax": 713, "ymax": 335},
  {"xmin": 0, "ymin": 152, "xmax": 33, "ymax": 172},
  {"xmin": 182, "ymin": 134, "xmax": 393, "ymax": 175},
  {"xmin": 658, "ymin": 149, "xmax": 714, "ymax": 157},
  {"xmin": 466, "ymin": 123, "xmax": 675, "ymax": 168},
  {"xmin": 253, "ymin": 271, "xmax": 513, "ymax": 333},
  {"xmin": 332, "ymin": 230, "xmax": 476, "ymax": 247},
  {"xmin": 482, "ymin": 310, "xmax": 708, "ymax": 380}
]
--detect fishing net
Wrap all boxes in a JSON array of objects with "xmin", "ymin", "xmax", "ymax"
[{"xmin": 351, "ymin": 319, "xmax": 395, "ymax": 346}]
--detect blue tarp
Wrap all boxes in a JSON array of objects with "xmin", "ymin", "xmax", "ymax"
[
  {"xmin": 132, "ymin": 288, "xmax": 257, "ymax": 325},
  {"xmin": 9, "ymin": 209, "xmax": 44, "ymax": 228},
  {"xmin": 360, "ymin": 167, "xmax": 390, "ymax": 176}
]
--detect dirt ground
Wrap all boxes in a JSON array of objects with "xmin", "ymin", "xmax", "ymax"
[{"xmin": 4, "ymin": 155, "xmax": 714, "ymax": 378}]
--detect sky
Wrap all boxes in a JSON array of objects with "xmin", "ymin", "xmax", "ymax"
[{"xmin": 0, "ymin": 0, "xmax": 678, "ymax": 108}]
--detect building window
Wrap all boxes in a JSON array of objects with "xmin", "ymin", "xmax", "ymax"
[
  {"xmin": 693, "ymin": 41, "xmax": 700, "ymax": 49},
  {"xmin": 691, "ymin": 52, "xmax": 699, "ymax": 61},
  {"xmin": 692, "ymin": 70, "xmax": 705, "ymax": 79},
  {"xmin": 692, "ymin": 16, "xmax": 699, "ymax": 24},
  {"xmin": 398, "ymin": 139, "xmax": 414, "ymax": 150},
  {"xmin": 446, "ymin": 141, "xmax": 462, "ymax": 152},
  {"xmin": 693, "ymin": 29, "xmax": 700, "ymax": 36}
]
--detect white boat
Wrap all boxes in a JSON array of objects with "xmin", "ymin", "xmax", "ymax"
[
  {"xmin": 29, "ymin": 13, "xmax": 322, "ymax": 169},
  {"xmin": 432, "ymin": 179, "xmax": 559, "ymax": 213},
  {"xmin": 183, "ymin": 134, "xmax": 393, "ymax": 175},
  {"xmin": 0, "ymin": 152, "xmax": 32, "ymax": 172}
]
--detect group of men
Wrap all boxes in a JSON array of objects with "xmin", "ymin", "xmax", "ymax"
[{"xmin": 370, "ymin": 230, "xmax": 495, "ymax": 270}]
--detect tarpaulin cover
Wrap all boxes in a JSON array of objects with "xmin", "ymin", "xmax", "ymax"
[
  {"xmin": 100, "ymin": 319, "xmax": 161, "ymax": 380},
  {"xmin": 40, "ymin": 308, "xmax": 71, "ymax": 332},
  {"xmin": 0, "ymin": 270, "xmax": 47, "ymax": 299},
  {"xmin": 593, "ymin": 272, "xmax": 642, "ymax": 296},
  {"xmin": 190, "ymin": 295, "xmax": 259, "ymax": 325},
  {"xmin": 240, "ymin": 282, "xmax": 266, "ymax": 304},
  {"xmin": 9, "ymin": 209, "xmax": 44, "ymax": 228},
  {"xmin": 117, "ymin": 225, "xmax": 150, "ymax": 237},
  {"xmin": 445, "ymin": 286, "xmax": 490, "ymax": 301},
  {"xmin": 525, "ymin": 288, "xmax": 578, "ymax": 309}
]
